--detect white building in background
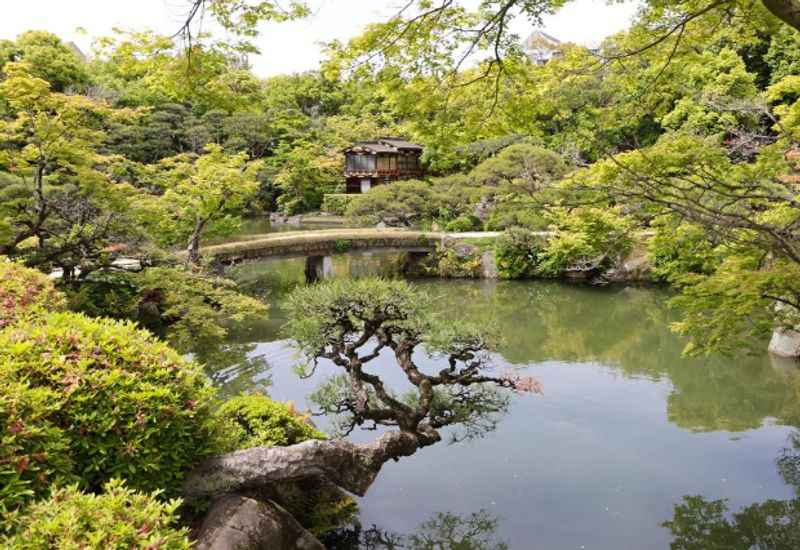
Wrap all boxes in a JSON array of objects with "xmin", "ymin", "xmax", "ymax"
[{"xmin": 522, "ymin": 31, "xmax": 562, "ymax": 65}]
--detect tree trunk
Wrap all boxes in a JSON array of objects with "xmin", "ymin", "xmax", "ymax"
[
  {"xmin": 762, "ymin": 0, "xmax": 800, "ymax": 32},
  {"xmin": 186, "ymin": 219, "xmax": 206, "ymax": 265},
  {"xmin": 182, "ymin": 431, "xmax": 422, "ymax": 501}
]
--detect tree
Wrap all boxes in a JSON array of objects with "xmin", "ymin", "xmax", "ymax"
[
  {"xmin": 183, "ymin": 278, "xmax": 540, "ymax": 501},
  {"xmin": 0, "ymin": 31, "xmax": 89, "ymax": 92},
  {"xmin": 0, "ymin": 62, "xmax": 140, "ymax": 284},
  {"xmin": 146, "ymin": 144, "xmax": 260, "ymax": 264}
]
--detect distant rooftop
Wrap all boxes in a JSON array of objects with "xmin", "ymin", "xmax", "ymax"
[{"xmin": 345, "ymin": 137, "xmax": 423, "ymax": 154}]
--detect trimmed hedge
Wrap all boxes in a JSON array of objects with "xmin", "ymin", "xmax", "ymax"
[
  {"xmin": 3, "ymin": 480, "xmax": 191, "ymax": 549},
  {"xmin": 0, "ymin": 257, "xmax": 65, "ymax": 329},
  {"xmin": 321, "ymin": 193, "xmax": 355, "ymax": 216},
  {"xmin": 0, "ymin": 312, "xmax": 219, "ymax": 502}
]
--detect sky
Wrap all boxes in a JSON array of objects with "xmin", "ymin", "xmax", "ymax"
[{"xmin": 0, "ymin": 0, "xmax": 640, "ymax": 76}]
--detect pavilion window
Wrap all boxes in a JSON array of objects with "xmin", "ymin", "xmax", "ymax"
[{"xmin": 347, "ymin": 154, "xmax": 376, "ymax": 172}]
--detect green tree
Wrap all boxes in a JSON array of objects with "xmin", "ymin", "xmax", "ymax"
[
  {"xmin": 145, "ymin": 144, "xmax": 260, "ymax": 263},
  {"xmin": 0, "ymin": 62, "xmax": 140, "ymax": 284}
]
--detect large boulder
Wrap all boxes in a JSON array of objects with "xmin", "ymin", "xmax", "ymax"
[
  {"xmin": 768, "ymin": 327, "xmax": 800, "ymax": 358},
  {"xmin": 195, "ymin": 495, "xmax": 324, "ymax": 550}
]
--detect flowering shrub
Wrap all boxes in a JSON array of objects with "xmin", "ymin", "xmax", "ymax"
[
  {"xmin": 0, "ymin": 312, "xmax": 219, "ymax": 498},
  {"xmin": 0, "ymin": 257, "xmax": 65, "ymax": 328},
  {"xmin": 0, "ymin": 380, "xmax": 74, "ymax": 518},
  {"xmin": 3, "ymin": 480, "xmax": 191, "ymax": 549}
]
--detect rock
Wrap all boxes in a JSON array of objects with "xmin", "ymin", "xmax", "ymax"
[
  {"xmin": 603, "ymin": 244, "xmax": 653, "ymax": 283},
  {"xmin": 474, "ymin": 196, "xmax": 493, "ymax": 221},
  {"xmin": 195, "ymin": 495, "xmax": 324, "ymax": 550},
  {"xmin": 481, "ymin": 250, "xmax": 498, "ymax": 279},
  {"xmin": 768, "ymin": 327, "xmax": 800, "ymax": 358},
  {"xmin": 375, "ymin": 221, "xmax": 387, "ymax": 229}
]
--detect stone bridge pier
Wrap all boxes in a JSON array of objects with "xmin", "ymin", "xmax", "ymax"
[{"xmin": 304, "ymin": 255, "xmax": 334, "ymax": 283}]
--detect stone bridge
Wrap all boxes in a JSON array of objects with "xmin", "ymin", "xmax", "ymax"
[
  {"xmin": 199, "ymin": 228, "xmax": 501, "ymax": 281},
  {"xmin": 200, "ymin": 228, "xmax": 501, "ymax": 262}
]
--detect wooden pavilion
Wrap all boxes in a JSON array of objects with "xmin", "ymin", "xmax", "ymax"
[{"xmin": 343, "ymin": 137, "xmax": 424, "ymax": 193}]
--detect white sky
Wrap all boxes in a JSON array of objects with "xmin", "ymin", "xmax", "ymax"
[{"xmin": 0, "ymin": 0, "xmax": 640, "ymax": 76}]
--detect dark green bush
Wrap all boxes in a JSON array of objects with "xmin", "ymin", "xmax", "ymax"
[
  {"xmin": 494, "ymin": 228, "xmax": 545, "ymax": 279},
  {"xmin": 3, "ymin": 480, "xmax": 191, "ymax": 549},
  {"xmin": 0, "ymin": 312, "xmax": 219, "ymax": 498},
  {"xmin": 0, "ymin": 258, "xmax": 65, "ymax": 329},
  {"xmin": 216, "ymin": 393, "xmax": 326, "ymax": 451}
]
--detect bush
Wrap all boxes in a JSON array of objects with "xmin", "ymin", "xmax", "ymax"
[
  {"xmin": 0, "ymin": 258, "xmax": 65, "ymax": 329},
  {"xmin": 0, "ymin": 380, "xmax": 74, "ymax": 518},
  {"xmin": 538, "ymin": 207, "xmax": 634, "ymax": 276},
  {"xmin": 216, "ymin": 393, "xmax": 326, "ymax": 451},
  {"xmin": 346, "ymin": 180, "xmax": 435, "ymax": 227},
  {"xmin": 443, "ymin": 214, "xmax": 482, "ymax": 232},
  {"xmin": 494, "ymin": 228, "xmax": 546, "ymax": 279},
  {"xmin": 3, "ymin": 480, "xmax": 191, "ymax": 549},
  {"xmin": 433, "ymin": 242, "xmax": 483, "ymax": 278},
  {"xmin": 0, "ymin": 312, "xmax": 219, "ymax": 498},
  {"xmin": 321, "ymin": 193, "xmax": 355, "ymax": 216}
]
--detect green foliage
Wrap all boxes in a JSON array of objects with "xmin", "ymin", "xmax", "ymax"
[
  {"xmin": 3, "ymin": 480, "xmax": 191, "ymax": 549},
  {"xmin": 670, "ymin": 257, "xmax": 800, "ymax": 356},
  {"xmin": 283, "ymin": 278, "xmax": 430, "ymax": 356},
  {"xmin": 141, "ymin": 144, "xmax": 260, "ymax": 258},
  {"xmin": 321, "ymin": 193, "xmax": 355, "ymax": 215},
  {"xmin": 432, "ymin": 243, "xmax": 483, "ymax": 279},
  {"xmin": 0, "ymin": 257, "xmax": 65, "ymax": 328},
  {"xmin": 130, "ymin": 267, "xmax": 268, "ymax": 353},
  {"xmin": 1, "ymin": 31, "xmax": 89, "ymax": 92},
  {"xmin": 538, "ymin": 207, "xmax": 634, "ymax": 277},
  {"xmin": 648, "ymin": 219, "xmax": 721, "ymax": 282},
  {"xmin": 347, "ymin": 180, "xmax": 435, "ymax": 227},
  {"xmin": 215, "ymin": 393, "xmax": 325, "ymax": 451},
  {"xmin": 443, "ymin": 214, "xmax": 482, "ymax": 232},
  {"xmin": 494, "ymin": 228, "xmax": 546, "ymax": 279},
  {"xmin": 0, "ymin": 62, "xmax": 140, "ymax": 282},
  {"xmin": 0, "ymin": 312, "xmax": 219, "ymax": 497},
  {"xmin": 0, "ymin": 380, "xmax": 74, "ymax": 519}
]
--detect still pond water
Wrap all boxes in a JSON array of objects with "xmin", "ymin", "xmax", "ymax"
[{"xmin": 200, "ymin": 251, "xmax": 800, "ymax": 549}]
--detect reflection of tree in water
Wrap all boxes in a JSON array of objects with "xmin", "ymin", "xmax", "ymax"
[
  {"xmin": 423, "ymin": 280, "xmax": 800, "ymax": 433},
  {"xmin": 663, "ymin": 433, "xmax": 800, "ymax": 549},
  {"xmin": 193, "ymin": 339, "xmax": 272, "ymax": 398},
  {"xmin": 323, "ymin": 510, "xmax": 509, "ymax": 550}
]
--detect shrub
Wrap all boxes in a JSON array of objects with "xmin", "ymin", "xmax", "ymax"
[
  {"xmin": 433, "ymin": 242, "xmax": 483, "ymax": 278},
  {"xmin": 494, "ymin": 228, "xmax": 545, "ymax": 279},
  {"xmin": 216, "ymin": 393, "xmax": 325, "ymax": 451},
  {"xmin": 443, "ymin": 214, "xmax": 482, "ymax": 232},
  {"xmin": 538, "ymin": 207, "xmax": 634, "ymax": 276},
  {"xmin": 0, "ymin": 380, "xmax": 74, "ymax": 518},
  {"xmin": 346, "ymin": 180, "xmax": 435, "ymax": 227},
  {"xmin": 0, "ymin": 258, "xmax": 65, "ymax": 328},
  {"xmin": 3, "ymin": 480, "xmax": 191, "ymax": 549},
  {"xmin": 321, "ymin": 193, "xmax": 355, "ymax": 216},
  {"xmin": 0, "ymin": 312, "xmax": 219, "ymax": 498}
]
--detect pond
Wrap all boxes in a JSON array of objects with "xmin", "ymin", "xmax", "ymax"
[{"xmin": 199, "ymin": 251, "xmax": 800, "ymax": 549}]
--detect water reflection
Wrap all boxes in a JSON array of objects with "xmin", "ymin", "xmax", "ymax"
[
  {"xmin": 415, "ymin": 280, "xmax": 800, "ymax": 433},
  {"xmin": 664, "ymin": 433, "xmax": 800, "ymax": 549},
  {"xmin": 324, "ymin": 510, "xmax": 509, "ymax": 550},
  {"xmin": 195, "ymin": 251, "xmax": 800, "ymax": 548}
]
